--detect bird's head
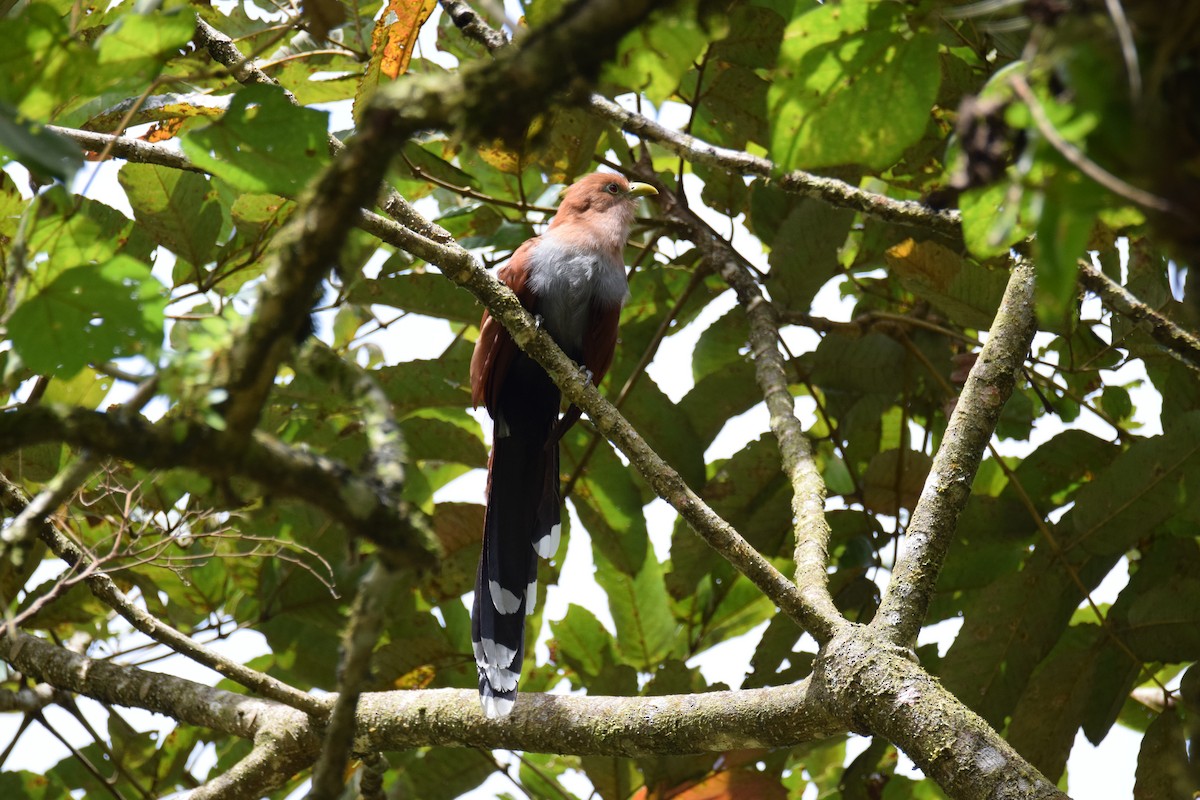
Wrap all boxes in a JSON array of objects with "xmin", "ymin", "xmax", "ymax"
[{"xmin": 547, "ymin": 173, "xmax": 658, "ymax": 243}]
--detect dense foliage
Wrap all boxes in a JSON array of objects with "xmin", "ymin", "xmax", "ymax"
[{"xmin": 0, "ymin": 0, "xmax": 1198, "ymax": 798}]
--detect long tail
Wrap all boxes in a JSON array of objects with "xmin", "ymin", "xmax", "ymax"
[{"xmin": 472, "ymin": 410, "xmax": 561, "ymax": 718}]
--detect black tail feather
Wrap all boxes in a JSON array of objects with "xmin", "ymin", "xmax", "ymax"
[{"xmin": 472, "ymin": 357, "xmax": 560, "ymax": 717}]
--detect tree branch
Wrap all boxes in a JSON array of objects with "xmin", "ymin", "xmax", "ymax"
[
  {"xmin": 0, "ymin": 405, "xmax": 439, "ymax": 570},
  {"xmin": 1078, "ymin": 259, "xmax": 1200, "ymax": 373},
  {"xmin": 0, "ymin": 629, "xmax": 300, "ymax": 740},
  {"xmin": 3, "ymin": 622, "xmax": 1063, "ymax": 798},
  {"xmin": 188, "ymin": 732, "xmax": 316, "ymax": 800},
  {"xmin": 2, "ymin": 626, "xmax": 845, "ymax": 755},
  {"xmin": 816, "ymin": 626, "xmax": 1067, "ymax": 800},
  {"xmin": 872, "ymin": 260, "xmax": 1038, "ymax": 645},
  {"xmin": 660, "ymin": 192, "xmax": 846, "ymax": 644},
  {"xmin": 0, "ymin": 683, "xmax": 58, "ymax": 713},
  {"xmin": 1, "ymin": 479, "xmax": 327, "ymax": 717},
  {"xmin": 47, "ymin": 125, "xmax": 204, "ymax": 173}
]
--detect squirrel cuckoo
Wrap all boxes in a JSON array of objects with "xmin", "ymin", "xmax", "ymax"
[{"xmin": 469, "ymin": 172, "xmax": 657, "ymax": 717}]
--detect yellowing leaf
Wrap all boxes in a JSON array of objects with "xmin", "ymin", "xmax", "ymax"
[
  {"xmin": 378, "ymin": 0, "xmax": 436, "ymax": 79},
  {"xmin": 885, "ymin": 237, "xmax": 961, "ymax": 290},
  {"xmin": 354, "ymin": 0, "xmax": 437, "ymax": 123}
]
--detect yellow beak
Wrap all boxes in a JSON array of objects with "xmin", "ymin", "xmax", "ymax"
[{"xmin": 626, "ymin": 182, "xmax": 658, "ymax": 198}]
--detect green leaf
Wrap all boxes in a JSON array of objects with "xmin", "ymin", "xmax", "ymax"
[
  {"xmin": 678, "ymin": 358, "xmax": 761, "ymax": 446},
  {"xmin": 1034, "ymin": 177, "xmax": 1096, "ymax": 324},
  {"xmin": 400, "ymin": 416, "xmax": 487, "ymax": 468},
  {"xmin": 744, "ymin": 612, "xmax": 812, "ymax": 689},
  {"xmin": 614, "ymin": 375, "xmax": 707, "ymax": 489},
  {"xmin": 959, "ymin": 178, "xmax": 1037, "ymax": 260},
  {"xmin": 810, "ymin": 331, "xmax": 908, "ymax": 397},
  {"xmin": 551, "ymin": 603, "xmax": 617, "ymax": 681},
  {"xmin": 1110, "ymin": 539, "xmax": 1200, "ymax": 663},
  {"xmin": 9, "ymin": 256, "xmax": 166, "ymax": 377},
  {"xmin": 0, "ymin": 3, "xmax": 94, "ymax": 119},
  {"xmin": 376, "ymin": 348, "xmax": 472, "ymax": 415},
  {"xmin": 691, "ymin": 64, "xmax": 770, "ymax": 149},
  {"xmin": 349, "ymin": 272, "xmax": 482, "ymax": 324},
  {"xmin": 884, "ymin": 238, "xmax": 1010, "ymax": 329},
  {"xmin": 27, "ymin": 193, "xmax": 154, "ymax": 284},
  {"xmin": 395, "ymin": 747, "xmax": 493, "ymax": 800},
  {"xmin": 95, "ymin": 10, "xmax": 195, "ymax": 69},
  {"xmin": 119, "ymin": 162, "xmax": 221, "ymax": 268},
  {"xmin": 605, "ymin": 1, "xmax": 707, "ymax": 105},
  {"xmin": 574, "ymin": 439, "xmax": 676, "ymax": 668},
  {"xmin": 1134, "ymin": 709, "xmax": 1200, "ymax": 799},
  {"xmin": 1007, "ymin": 624, "xmax": 1131, "ymax": 781},
  {"xmin": 181, "ymin": 85, "xmax": 329, "ymax": 196},
  {"xmin": 861, "ymin": 448, "xmax": 933, "ymax": 514},
  {"xmin": 939, "ymin": 544, "xmax": 1120, "ymax": 728},
  {"xmin": 1069, "ymin": 412, "xmax": 1200, "ymax": 556},
  {"xmin": 692, "ymin": 307, "xmax": 749, "ymax": 382},
  {"xmin": 581, "ymin": 756, "xmax": 637, "ymax": 800},
  {"xmin": 769, "ymin": 0, "xmax": 939, "ymax": 170},
  {"xmin": 766, "ymin": 197, "xmax": 855, "ymax": 310}
]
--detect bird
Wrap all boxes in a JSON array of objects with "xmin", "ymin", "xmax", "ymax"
[{"xmin": 468, "ymin": 172, "xmax": 658, "ymax": 718}]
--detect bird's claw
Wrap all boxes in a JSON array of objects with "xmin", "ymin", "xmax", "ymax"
[
  {"xmin": 580, "ymin": 367, "xmax": 594, "ymax": 385},
  {"xmin": 533, "ymin": 314, "xmax": 544, "ymax": 331}
]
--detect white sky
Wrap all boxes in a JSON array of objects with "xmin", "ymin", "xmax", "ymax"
[{"xmin": 0, "ymin": 3, "xmax": 1168, "ymax": 798}]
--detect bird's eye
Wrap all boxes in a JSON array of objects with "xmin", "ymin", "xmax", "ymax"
[{"xmin": 606, "ymin": 183, "xmax": 620, "ymax": 195}]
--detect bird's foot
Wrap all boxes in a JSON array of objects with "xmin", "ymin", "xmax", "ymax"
[
  {"xmin": 533, "ymin": 314, "xmax": 544, "ymax": 331},
  {"xmin": 579, "ymin": 366, "xmax": 594, "ymax": 386}
]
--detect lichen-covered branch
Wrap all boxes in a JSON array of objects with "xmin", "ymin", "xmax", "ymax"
[
  {"xmin": 187, "ymin": 732, "xmax": 317, "ymax": 800},
  {"xmin": 0, "ymin": 629, "xmax": 289, "ymax": 739},
  {"xmin": 4, "ymin": 618, "xmax": 1063, "ymax": 798},
  {"xmin": 872, "ymin": 261, "xmax": 1038, "ymax": 646},
  {"xmin": 47, "ymin": 125, "xmax": 204, "ymax": 173},
  {"xmin": 816, "ymin": 626, "xmax": 1067, "ymax": 800},
  {"xmin": 662, "ymin": 195, "xmax": 845, "ymax": 644},
  {"xmin": 1, "ymin": 627, "xmax": 843, "ymax": 755},
  {"xmin": 1078, "ymin": 259, "xmax": 1200, "ymax": 373},
  {"xmin": 0, "ymin": 405, "xmax": 438, "ymax": 569}
]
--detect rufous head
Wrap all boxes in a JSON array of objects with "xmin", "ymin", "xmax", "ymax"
[{"xmin": 547, "ymin": 173, "xmax": 658, "ymax": 236}]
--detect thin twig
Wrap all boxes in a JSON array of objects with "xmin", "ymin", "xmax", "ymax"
[{"xmin": 1009, "ymin": 73, "xmax": 1184, "ymax": 219}]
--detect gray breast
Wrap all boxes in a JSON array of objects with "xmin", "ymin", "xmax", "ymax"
[{"xmin": 526, "ymin": 239, "xmax": 629, "ymax": 360}]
